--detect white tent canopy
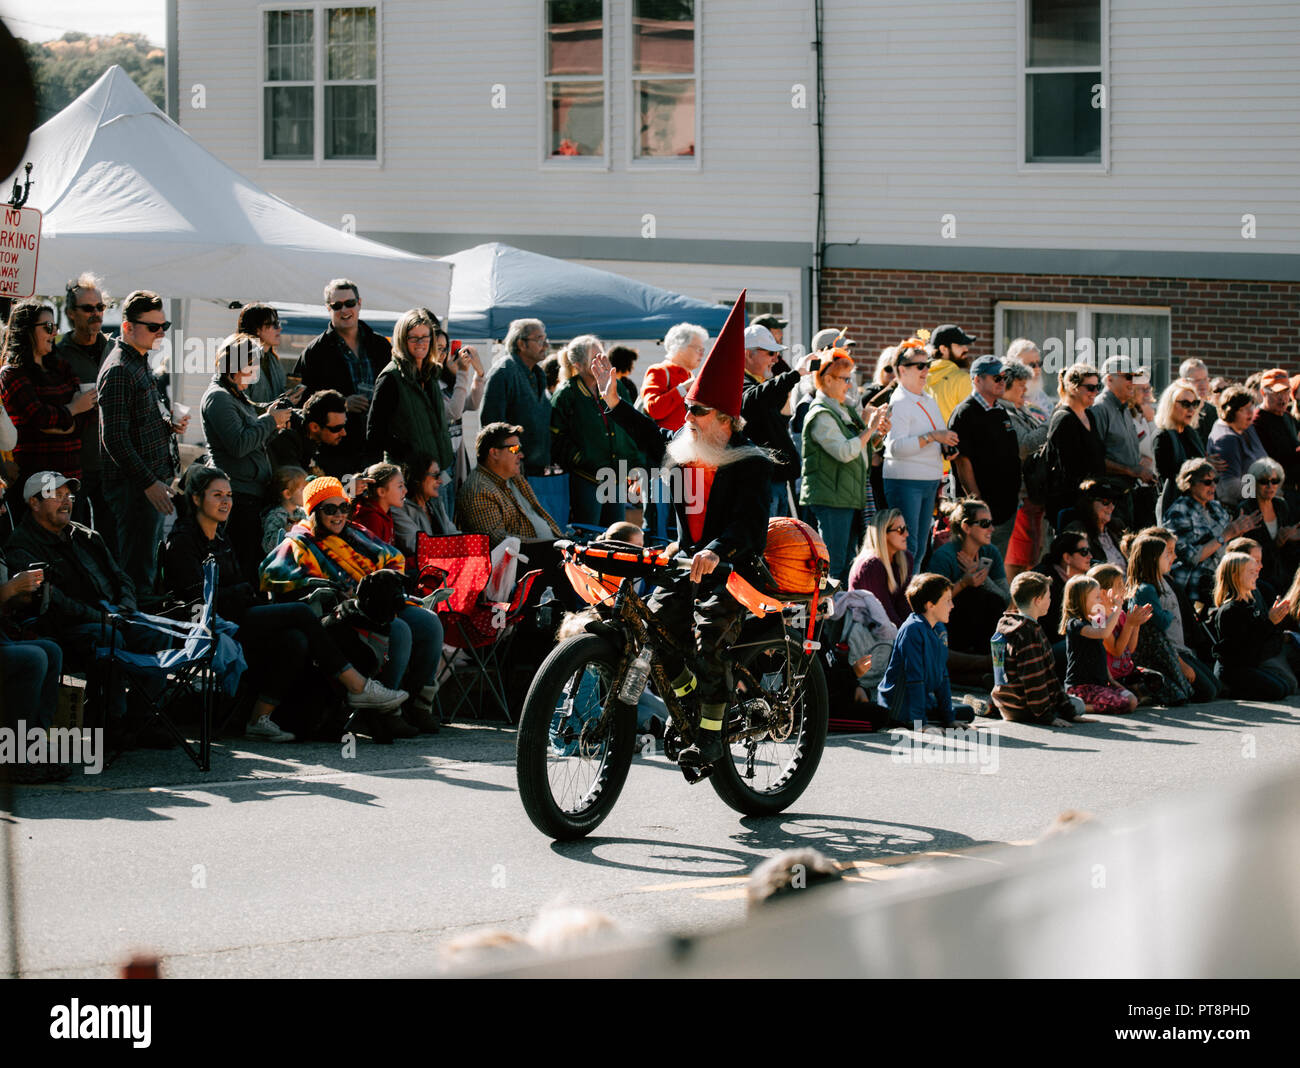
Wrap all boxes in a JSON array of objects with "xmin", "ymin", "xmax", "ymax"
[{"xmin": 6, "ymin": 66, "xmax": 451, "ymax": 314}]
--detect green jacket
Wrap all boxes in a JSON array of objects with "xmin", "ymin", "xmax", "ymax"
[
  {"xmin": 550, "ymin": 376, "xmax": 641, "ymax": 483},
  {"xmin": 799, "ymin": 393, "xmax": 870, "ymax": 509},
  {"xmin": 368, "ymin": 357, "xmax": 454, "ymax": 471}
]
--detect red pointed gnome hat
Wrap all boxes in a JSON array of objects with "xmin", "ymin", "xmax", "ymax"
[{"xmin": 686, "ymin": 289, "xmax": 746, "ymax": 419}]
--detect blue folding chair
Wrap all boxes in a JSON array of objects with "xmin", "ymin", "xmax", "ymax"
[{"xmin": 96, "ymin": 558, "xmax": 246, "ymax": 771}]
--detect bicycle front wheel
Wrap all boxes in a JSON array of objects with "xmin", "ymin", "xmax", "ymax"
[{"xmin": 516, "ymin": 634, "xmax": 637, "ymax": 840}]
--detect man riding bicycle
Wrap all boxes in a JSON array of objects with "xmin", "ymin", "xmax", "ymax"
[{"xmin": 592, "ymin": 293, "xmax": 773, "ymax": 768}]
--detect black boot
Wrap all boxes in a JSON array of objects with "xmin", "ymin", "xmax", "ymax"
[
  {"xmin": 677, "ymin": 702, "xmax": 727, "ymax": 768},
  {"xmin": 677, "ymin": 731, "xmax": 724, "ymax": 768}
]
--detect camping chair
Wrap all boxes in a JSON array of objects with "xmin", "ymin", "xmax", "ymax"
[
  {"xmin": 96, "ymin": 558, "xmax": 245, "ymax": 772},
  {"xmin": 416, "ymin": 532, "xmax": 540, "ymax": 723}
]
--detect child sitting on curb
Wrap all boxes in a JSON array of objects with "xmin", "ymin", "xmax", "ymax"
[
  {"xmin": 877, "ymin": 573, "xmax": 977, "ymax": 732},
  {"xmin": 991, "ymin": 572, "xmax": 1091, "ymax": 727}
]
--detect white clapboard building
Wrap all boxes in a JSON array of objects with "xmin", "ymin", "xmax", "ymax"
[{"xmin": 169, "ymin": 0, "xmax": 1299, "ymax": 386}]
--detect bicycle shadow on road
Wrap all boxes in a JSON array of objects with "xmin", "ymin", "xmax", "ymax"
[{"xmin": 730, "ymin": 812, "xmax": 985, "ymax": 861}]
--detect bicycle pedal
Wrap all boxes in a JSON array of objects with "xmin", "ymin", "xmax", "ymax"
[{"xmin": 678, "ymin": 763, "xmax": 713, "ymax": 785}]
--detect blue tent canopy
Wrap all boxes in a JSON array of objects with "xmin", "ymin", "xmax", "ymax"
[{"xmin": 441, "ymin": 242, "xmax": 732, "ymax": 341}]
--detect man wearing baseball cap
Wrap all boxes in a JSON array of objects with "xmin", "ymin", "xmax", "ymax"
[
  {"xmin": 810, "ymin": 327, "xmax": 857, "ymax": 354},
  {"xmin": 947, "ymin": 356, "xmax": 1022, "ymax": 554},
  {"xmin": 1253, "ymin": 368, "xmax": 1300, "ymax": 493},
  {"xmin": 4, "ymin": 470, "xmax": 174, "ymax": 742},
  {"xmin": 925, "ymin": 324, "xmax": 977, "ymax": 424},
  {"xmin": 741, "ymin": 323, "xmax": 806, "ymax": 516},
  {"xmin": 1092, "ymin": 355, "xmax": 1154, "ymax": 526},
  {"xmin": 751, "ymin": 313, "xmax": 789, "ymax": 348}
]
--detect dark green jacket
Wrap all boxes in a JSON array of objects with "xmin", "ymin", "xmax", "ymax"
[
  {"xmin": 550, "ymin": 376, "xmax": 641, "ymax": 483},
  {"xmin": 367, "ymin": 357, "xmax": 454, "ymax": 471},
  {"xmin": 799, "ymin": 394, "xmax": 870, "ymax": 509}
]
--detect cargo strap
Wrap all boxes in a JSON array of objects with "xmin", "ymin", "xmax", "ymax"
[{"xmin": 784, "ymin": 520, "xmax": 828, "ymax": 654}]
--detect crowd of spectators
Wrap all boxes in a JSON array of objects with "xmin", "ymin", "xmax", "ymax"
[{"xmin": 4, "ymin": 275, "xmax": 1300, "ymax": 777}]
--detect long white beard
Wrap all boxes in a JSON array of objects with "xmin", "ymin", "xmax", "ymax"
[{"xmin": 665, "ymin": 425, "xmax": 768, "ymax": 470}]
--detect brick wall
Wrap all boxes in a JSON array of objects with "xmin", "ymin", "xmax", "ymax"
[{"xmin": 821, "ymin": 269, "xmax": 1300, "ymax": 382}]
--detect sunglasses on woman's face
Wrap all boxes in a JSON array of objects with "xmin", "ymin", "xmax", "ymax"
[
  {"xmin": 1258, "ymin": 477, "xmax": 1282, "ymax": 486},
  {"xmin": 1175, "ymin": 398, "xmax": 1199, "ymax": 409},
  {"xmin": 1197, "ymin": 477, "xmax": 1219, "ymax": 486},
  {"xmin": 316, "ymin": 502, "xmax": 350, "ymax": 517},
  {"xmin": 970, "ymin": 518, "xmax": 994, "ymax": 528},
  {"xmin": 887, "ymin": 524, "xmax": 908, "ymax": 535},
  {"xmin": 1074, "ymin": 546, "xmax": 1092, "ymax": 557},
  {"xmin": 900, "ymin": 361, "xmax": 930, "ymax": 370},
  {"xmin": 1081, "ymin": 382, "xmax": 1101, "ymax": 393}
]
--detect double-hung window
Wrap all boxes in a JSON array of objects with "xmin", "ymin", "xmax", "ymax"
[
  {"xmin": 263, "ymin": 5, "xmax": 379, "ymax": 162},
  {"xmin": 543, "ymin": 0, "xmax": 609, "ymax": 163},
  {"xmin": 1019, "ymin": 0, "xmax": 1107, "ymax": 169},
  {"xmin": 630, "ymin": 0, "xmax": 698, "ymax": 162},
  {"xmin": 995, "ymin": 302, "xmax": 1172, "ymax": 394}
]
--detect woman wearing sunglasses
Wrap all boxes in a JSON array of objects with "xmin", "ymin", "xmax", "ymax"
[
  {"xmin": 236, "ymin": 303, "xmax": 304, "ymax": 407},
  {"xmin": 260, "ymin": 476, "xmax": 445, "ymax": 735},
  {"xmin": 0, "ymin": 299, "xmax": 96, "ymax": 492},
  {"xmin": 1164, "ymin": 457, "xmax": 1261, "ymax": 606},
  {"xmin": 1207, "ymin": 385, "xmax": 1269, "ymax": 509},
  {"xmin": 882, "ymin": 338, "xmax": 951, "ymax": 564},
  {"xmin": 1153, "ymin": 378, "xmax": 1211, "ymax": 521},
  {"xmin": 1235, "ymin": 456, "xmax": 1300, "ymax": 592},
  {"xmin": 926, "ymin": 497, "xmax": 1009, "ymax": 679},
  {"xmin": 1043, "ymin": 362, "xmax": 1107, "ymax": 529}
]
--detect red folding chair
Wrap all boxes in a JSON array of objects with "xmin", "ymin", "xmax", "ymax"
[{"xmin": 417, "ymin": 533, "xmax": 541, "ymax": 724}]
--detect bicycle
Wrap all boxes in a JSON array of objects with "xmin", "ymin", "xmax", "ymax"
[{"xmin": 515, "ymin": 539, "xmax": 831, "ymax": 840}]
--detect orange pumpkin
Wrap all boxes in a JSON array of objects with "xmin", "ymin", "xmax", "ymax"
[{"xmin": 764, "ymin": 517, "xmax": 829, "ymax": 593}]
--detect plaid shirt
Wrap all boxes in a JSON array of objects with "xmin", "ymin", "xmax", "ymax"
[
  {"xmin": 0, "ymin": 356, "xmax": 82, "ymax": 477},
  {"xmin": 1164, "ymin": 493, "xmax": 1231, "ymax": 593},
  {"xmin": 455, "ymin": 463, "xmax": 561, "ymax": 548},
  {"xmin": 97, "ymin": 339, "xmax": 178, "ymax": 490}
]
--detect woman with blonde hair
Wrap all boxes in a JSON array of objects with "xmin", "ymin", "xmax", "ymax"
[
  {"xmin": 550, "ymin": 334, "xmax": 641, "ymax": 527},
  {"xmin": 1209, "ymin": 552, "xmax": 1296, "ymax": 699},
  {"xmin": 848, "ymin": 507, "xmax": 913, "ymax": 626},
  {"xmin": 368, "ymin": 308, "xmax": 454, "ymax": 476},
  {"xmin": 882, "ymin": 338, "xmax": 950, "ymax": 563},
  {"xmin": 1152, "ymin": 377, "xmax": 1212, "ymax": 520}
]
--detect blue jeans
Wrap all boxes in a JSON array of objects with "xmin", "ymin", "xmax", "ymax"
[
  {"xmin": 384, "ymin": 605, "xmax": 445, "ymax": 693},
  {"xmin": 102, "ymin": 478, "xmax": 165, "ymax": 593},
  {"xmin": 0, "ymin": 638, "xmax": 63, "ymax": 728},
  {"xmin": 883, "ymin": 478, "xmax": 941, "ymax": 566},
  {"xmin": 770, "ymin": 482, "xmax": 791, "ymax": 518},
  {"xmin": 808, "ymin": 505, "xmax": 855, "ymax": 585}
]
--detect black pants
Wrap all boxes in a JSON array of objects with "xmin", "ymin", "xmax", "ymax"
[
  {"xmin": 237, "ymin": 602, "xmax": 350, "ymax": 705},
  {"xmin": 645, "ymin": 578, "xmax": 747, "ymax": 705},
  {"xmin": 229, "ymin": 491, "xmax": 268, "ymax": 584}
]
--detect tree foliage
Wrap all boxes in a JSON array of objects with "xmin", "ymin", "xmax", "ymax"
[{"xmin": 21, "ymin": 32, "xmax": 165, "ymax": 124}]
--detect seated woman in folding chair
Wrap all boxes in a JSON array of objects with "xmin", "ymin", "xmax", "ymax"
[
  {"xmin": 259, "ymin": 475, "xmax": 445, "ymax": 734},
  {"xmin": 162, "ymin": 465, "xmax": 411, "ymax": 741}
]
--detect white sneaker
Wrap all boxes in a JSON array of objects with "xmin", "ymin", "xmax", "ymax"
[
  {"xmin": 247, "ymin": 715, "xmax": 296, "ymax": 742},
  {"xmin": 346, "ymin": 678, "xmax": 409, "ymax": 711}
]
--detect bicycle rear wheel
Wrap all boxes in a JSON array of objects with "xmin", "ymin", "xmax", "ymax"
[
  {"xmin": 516, "ymin": 634, "xmax": 637, "ymax": 840},
  {"xmin": 709, "ymin": 635, "xmax": 829, "ymax": 817}
]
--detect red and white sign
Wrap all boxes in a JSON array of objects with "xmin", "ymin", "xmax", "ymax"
[{"xmin": 0, "ymin": 206, "xmax": 41, "ymax": 299}]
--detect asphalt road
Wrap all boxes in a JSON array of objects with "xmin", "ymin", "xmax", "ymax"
[{"xmin": 4, "ymin": 692, "xmax": 1299, "ymax": 978}]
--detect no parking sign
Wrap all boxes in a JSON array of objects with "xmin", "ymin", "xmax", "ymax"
[{"xmin": 0, "ymin": 205, "xmax": 41, "ymax": 298}]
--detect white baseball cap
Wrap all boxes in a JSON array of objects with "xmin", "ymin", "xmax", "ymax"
[{"xmin": 743, "ymin": 324, "xmax": 786, "ymax": 352}]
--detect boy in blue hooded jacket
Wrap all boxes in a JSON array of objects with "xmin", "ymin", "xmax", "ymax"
[{"xmin": 878, "ymin": 572, "xmax": 977, "ymax": 729}]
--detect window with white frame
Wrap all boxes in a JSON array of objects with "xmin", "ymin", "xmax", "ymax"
[
  {"xmin": 1021, "ymin": 0, "xmax": 1105, "ymax": 165},
  {"xmin": 631, "ymin": 0, "xmax": 697, "ymax": 160},
  {"xmin": 263, "ymin": 5, "xmax": 378, "ymax": 162},
  {"xmin": 544, "ymin": 0, "xmax": 607, "ymax": 159},
  {"xmin": 995, "ymin": 302, "xmax": 1171, "ymax": 395}
]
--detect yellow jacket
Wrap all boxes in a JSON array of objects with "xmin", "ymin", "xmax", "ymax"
[{"xmin": 924, "ymin": 360, "xmax": 973, "ymax": 426}]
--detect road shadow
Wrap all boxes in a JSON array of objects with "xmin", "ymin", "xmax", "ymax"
[{"xmin": 549, "ymin": 815, "xmax": 984, "ymax": 877}]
